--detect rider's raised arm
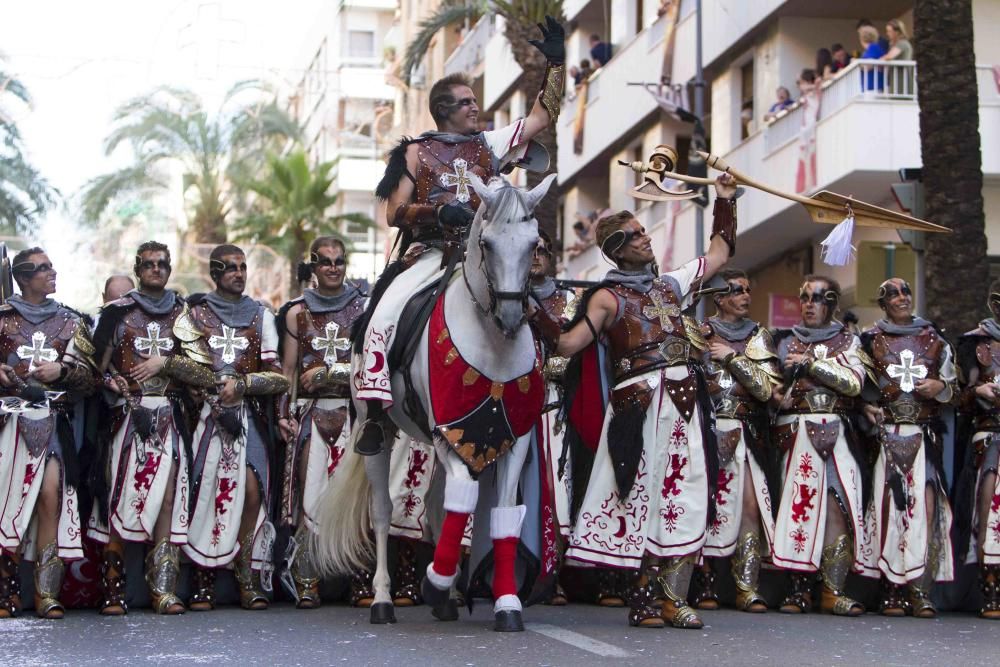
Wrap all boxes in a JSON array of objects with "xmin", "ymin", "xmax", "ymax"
[{"xmin": 701, "ymin": 174, "xmax": 739, "ymax": 281}]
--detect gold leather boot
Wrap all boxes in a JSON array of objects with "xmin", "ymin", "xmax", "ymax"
[
  {"xmin": 234, "ymin": 530, "xmax": 268, "ymax": 610},
  {"xmin": 732, "ymin": 531, "xmax": 767, "ymax": 612},
  {"xmin": 819, "ymin": 535, "xmax": 864, "ymax": 616},
  {"xmin": 33, "ymin": 542, "xmax": 65, "ymax": 619},
  {"xmin": 657, "ymin": 555, "xmax": 703, "ymax": 628},
  {"xmin": 290, "ymin": 527, "xmax": 320, "ymax": 609},
  {"xmin": 145, "ymin": 539, "xmax": 184, "ymax": 614}
]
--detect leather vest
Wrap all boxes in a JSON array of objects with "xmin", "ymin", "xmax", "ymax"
[
  {"xmin": 970, "ymin": 334, "xmax": 1000, "ymax": 430},
  {"xmin": 111, "ymin": 300, "xmax": 185, "ymax": 395},
  {"xmin": 296, "ymin": 296, "xmax": 364, "ymax": 398},
  {"xmin": 867, "ymin": 325, "xmax": 944, "ymax": 424},
  {"xmin": 704, "ymin": 323, "xmax": 765, "ymax": 417},
  {"xmin": 537, "ymin": 289, "xmax": 570, "ymax": 324},
  {"xmin": 189, "ymin": 303, "xmax": 264, "ymax": 376},
  {"xmin": 605, "ymin": 280, "xmax": 693, "ymax": 383},
  {"xmin": 0, "ymin": 307, "xmax": 78, "ymax": 400},
  {"xmin": 784, "ymin": 330, "xmax": 856, "ymax": 414},
  {"xmin": 414, "ymin": 137, "xmax": 494, "ymax": 214}
]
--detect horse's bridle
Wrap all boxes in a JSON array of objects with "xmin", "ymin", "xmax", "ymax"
[{"xmin": 461, "ymin": 212, "xmax": 533, "ymax": 326}]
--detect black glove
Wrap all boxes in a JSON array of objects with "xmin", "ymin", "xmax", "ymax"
[
  {"xmin": 528, "ymin": 15, "xmax": 565, "ymax": 65},
  {"xmin": 437, "ymin": 201, "xmax": 475, "ymax": 228}
]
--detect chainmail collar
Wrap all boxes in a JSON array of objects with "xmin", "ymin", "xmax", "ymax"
[
  {"xmin": 708, "ymin": 316, "xmax": 758, "ymax": 342},
  {"xmin": 791, "ymin": 321, "xmax": 845, "ymax": 343},
  {"xmin": 128, "ymin": 289, "xmax": 178, "ymax": 316},
  {"xmin": 980, "ymin": 318, "xmax": 1000, "ymax": 341},
  {"xmin": 875, "ymin": 316, "xmax": 933, "ymax": 336},
  {"xmin": 302, "ymin": 285, "xmax": 363, "ymax": 314},
  {"xmin": 7, "ymin": 295, "xmax": 61, "ymax": 324},
  {"xmin": 204, "ymin": 291, "xmax": 260, "ymax": 328},
  {"xmin": 530, "ymin": 277, "xmax": 557, "ymax": 301}
]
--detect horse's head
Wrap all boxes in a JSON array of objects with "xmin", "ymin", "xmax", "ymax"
[{"xmin": 466, "ymin": 173, "xmax": 557, "ymax": 337}]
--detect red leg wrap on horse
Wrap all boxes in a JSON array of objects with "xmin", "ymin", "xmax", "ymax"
[
  {"xmin": 432, "ymin": 511, "xmax": 469, "ymax": 577},
  {"xmin": 492, "ymin": 537, "xmax": 519, "ymax": 599}
]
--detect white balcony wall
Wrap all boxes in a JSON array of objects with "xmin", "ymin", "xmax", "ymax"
[
  {"xmin": 483, "ymin": 19, "xmax": 523, "ymax": 110},
  {"xmin": 339, "ymin": 67, "xmax": 396, "ymax": 99},
  {"xmin": 337, "ymin": 157, "xmax": 385, "ymax": 192},
  {"xmin": 975, "ymin": 0, "xmax": 1000, "ymax": 64},
  {"xmin": 444, "ymin": 15, "xmax": 496, "ymax": 77}
]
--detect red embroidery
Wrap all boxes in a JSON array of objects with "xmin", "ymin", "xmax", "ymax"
[
  {"xmin": 134, "ymin": 453, "xmax": 159, "ymax": 493},
  {"xmin": 797, "ymin": 452, "xmax": 815, "ymax": 479},
  {"xmin": 791, "ymin": 482, "xmax": 817, "ymax": 524},
  {"xmin": 791, "ymin": 526, "xmax": 808, "ymax": 553},
  {"xmin": 715, "ymin": 469, "xmax": 735, "ymax": 506},
  {"xmin": 660, "ymin": 499, "xmax": 685, "ymax": 533},
  {"xmin": 327, "ymin": 445, "xmax": 344, "ymax": 476},
  {"xmin": 661, "ymin": 454, "xmax": 688, "ymax": 499}
]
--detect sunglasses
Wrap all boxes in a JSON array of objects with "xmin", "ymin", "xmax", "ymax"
[
  {"xmin": 139, "ymin": 259, "xmax": 170, "ymax": 271},
  {"xmin": 799, "ymin": 290, "xmax": 835, "ymax": 304}
]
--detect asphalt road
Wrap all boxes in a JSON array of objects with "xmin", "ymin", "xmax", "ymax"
[{"xmin": 2, "ymin": 601, "xmax": 993, "ymax": 666}]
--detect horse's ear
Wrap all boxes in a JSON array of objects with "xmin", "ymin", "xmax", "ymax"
[
  {"xmin": 466, "ymin": 172, "xmax": 495, "ymax": 210},
  {"xmin": 524, "ymin": 173, "xmax": 558, "ymax": 211}
]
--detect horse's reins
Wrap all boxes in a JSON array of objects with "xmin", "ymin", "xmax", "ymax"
[{"xmin": 462, "ymin": 211, "xmax": 534, "ymax": 325}]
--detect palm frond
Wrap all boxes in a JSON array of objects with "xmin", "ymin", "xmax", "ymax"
[
  {"xmin": 402, "ymin": 3, "xmax": 484, "ymax": 86},
  {"xmin": 77, "ymin": 160, "xmax": 168, "ymax": 225}
]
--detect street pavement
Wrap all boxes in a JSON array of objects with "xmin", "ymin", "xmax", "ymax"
[{"xmin": 1, "ymin": 601, "xmax": 993, "ymax": 666}]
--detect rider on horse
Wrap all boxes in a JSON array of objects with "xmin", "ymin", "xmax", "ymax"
[{"xmin": 351, "ymin": 16, "xmax": 566, "ymax": 455}]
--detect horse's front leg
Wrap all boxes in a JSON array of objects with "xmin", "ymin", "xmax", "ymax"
[
  {"xmin": 364, "ymin": 449, "xmax": 396, "ymax": 624},
  {"xmin": 490, "ymin": 433, "xmax": 531, "ymax": 632}
]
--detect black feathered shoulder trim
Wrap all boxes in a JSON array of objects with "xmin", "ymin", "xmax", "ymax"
[
  {"xmin": 375, "ymin": 136, "xmax": 421, "ymax": 201},
  {"xmin": 92, "ymin": 298, "xmax": 135, "ymax": 361}
]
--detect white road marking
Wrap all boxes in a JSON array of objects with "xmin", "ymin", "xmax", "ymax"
[{"xmin": 526, "ymin": 623, "xmax": 635, "ymax": 657}]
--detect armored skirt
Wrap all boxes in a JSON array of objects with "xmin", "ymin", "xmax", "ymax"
[
  {"xmin": 0, "ymin": 407, "xmax": 83, "ymax": 561},
  {"xmin": 703, "ymin": 416, "xmax": 775, "ymax": 558},
  {"xmin": 859, "ymin": 423, "xmax": 954, "ymax": 584},
  {"xmin": 284, "ymin": 397, "xmax": 351, "ymax": 533},
  {"xmin": 771, "ymin": 413, "xmax": 865, "ymax": 573},
  {"xmin": 566, "ymin": 366, "xmax": 709, "ymax": 569},
  {"xmin": 88, "ymin": 396, "xmax": 189, "ymax": 546}
]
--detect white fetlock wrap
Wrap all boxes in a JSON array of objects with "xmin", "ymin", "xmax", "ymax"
[
  {"xmin": 494, "ymin": 593, "xmax": 522, "ymax": 613},
  {"xmin": 443, "ymin": 476, "xmax": 479, "ymax": 514},
  {"xmin": 490, "ymin": 505, "xmax": 527, "ymax": 540},
  {"xmin": 426, "ymin": 563, "xmax": 457, "ymax": 591}
]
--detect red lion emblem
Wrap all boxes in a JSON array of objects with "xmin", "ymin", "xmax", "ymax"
[{"xmin": 791, "ymin": 482, "xmax": 817, "ymax": 524}]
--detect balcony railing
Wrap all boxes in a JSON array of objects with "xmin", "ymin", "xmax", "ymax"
[
  {"xmin": 444, "ymin": 15, "xmax": 496, "ymax": 77},
  {"xmin": 764, "ymin": 60, "xmax": 916, "ymax": 154}
]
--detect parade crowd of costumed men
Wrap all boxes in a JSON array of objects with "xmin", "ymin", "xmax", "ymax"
[{"xmin": 1, "ymin": 17, "xmax": 997, "ymax": 632}]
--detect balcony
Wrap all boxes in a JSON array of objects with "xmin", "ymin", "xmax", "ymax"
[
  {"xmin": 557, "ymin": 15, "xmax": 670, "ymax": 183},
  {"xmin": 666, "ymin": 61, "xmax": 1000, "ymax": 269},
  {"xmin": 339, "ymin": 66, "xmax": 395, "ymax": 100},
  {"xmin": 444, "ymin": 15, "xmax": 496, "ymax": 79}
]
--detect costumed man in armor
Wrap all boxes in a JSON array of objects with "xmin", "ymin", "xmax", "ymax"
[
  {"xmin": 87, "ymin": 242, "xmax": 213, "ymax": 616},
  {"xmin": 0, "ymin": 248, "xmax": 95, "ymax": 619},
  {"xmin": 692, "ymin": 269, "xmax": 780, "ymax": 613},
  {"xmin": 858, "ymin": 278, "xmax": 955, "ymax": 617},
  {"xmin": 277, "ymin": 236, "xmax": 378, "ymax": 609},
  {"xmin": 771, "ymin": 275, "xmax": 867, "ymax": 616},
  {"xmin": 529, "ymin": 231, "xmax": 575, "ymax": 605},
  {"xmin": 176, "ymin": 245, "xmax": 289, "ymax": 610},
  {"xmin": 352, "ymin": 16, "xmax": 566, "ymax": 455},
  {"xmin": 534, "ymin": 175, "xmax": 738, "ymax": 629},
  {"xmin": 956, "ymin": 279, "xmax": 1000, "ymax": 619}
]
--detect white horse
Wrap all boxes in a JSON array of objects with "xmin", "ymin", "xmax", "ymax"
[{"xmin": 313, "ymin": 174, "xmax": 557, "ymax": 631}]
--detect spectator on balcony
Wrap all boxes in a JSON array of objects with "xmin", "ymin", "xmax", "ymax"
[
  {"xmin": 858, "ymin": 25, "xmax": 885, "ymax": 92},
  {"xmin": 881, "ymin": 19, "xmax": 913, "ymax": 61},
  {"xmin": 763, "ymin": 86, "xmax": 795, "ymax": 122},
  {"xmin": 831, "ymin": 43, "xmax": 851, "ymax": 73},
  {"xmin": 797, "ymin": 70, "xmax": 819, "ymax": 100},
  {"xmin": 579, "ymin": 59, "xmax": 593, "ymax": 80},
  {"xmin": 589, "ymin": 34, "xmax": 613, "ymax": 67},
  {"xmin": 817, "ymin": 48, "xmax": 835, "ymax": 82},
  {"xmin": 857, "ymin": 18, "xmax": 890, "ymax": 54}
]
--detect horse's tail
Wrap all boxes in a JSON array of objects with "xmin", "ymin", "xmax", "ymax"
[{"xmin": 310, "ymin": 442, "xmax": 374, "ymax": 575}]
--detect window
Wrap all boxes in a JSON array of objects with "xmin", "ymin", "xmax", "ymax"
[
  {"xmin": 740, "ymin": 59, "xmax": 754, "ymax": 140},
  {"xmin": 347, "ymin": 30, "xmax": 375, "ymax": 59}
]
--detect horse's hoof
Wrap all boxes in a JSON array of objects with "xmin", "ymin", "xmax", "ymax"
[
  {"xmin": 420, "ymin": 575, "xmax": 450, "ymax": 609},
  {"xmin": 370, "ymin": 602, "xmax": 397, "ymax": 624},
  {"xmin": 494, "ymin": 609, "xmax": 524, "ymax": 632},
  {"xmin": 431, "ymin": 599, "xmax": 459, "ymax": 622}
]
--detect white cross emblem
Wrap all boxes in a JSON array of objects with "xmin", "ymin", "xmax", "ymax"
[
  {"xmin": 440, "ymin": 158, "xmax": 473, "ymax": 203},
  {"xmin": 643, "ymin": 291, "xmax": 681, "ymax": 332},
  {"xmin": 134, "ymin": 322, "xmax": 174, "ymax": 357},
  {"xmin": 812, "ymin": 344, "xmax": 829, "ymax": 360},
  {"xmin": 17, "ymin": 331, "xmax": 58, "ymax": 370},
  {"xmin": 208, "ymin": 325, "xmax": 249, "ymax": 365},
  {"xmin": 311, "ymin": 321, "xmax": 351, "ymax": 366},
  {"xmin": 887, "ymin": 349, "xmax": 928, "ymax": 393}
]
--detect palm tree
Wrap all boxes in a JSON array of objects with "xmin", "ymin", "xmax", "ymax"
[
  {"xmin": 80, "ymin": 81, "xmax": 301, "ymax": 244},
  {"xmin": 0, "ymin": 57, "xmax": 58, "ymax": 234},
  {"xmin": 914, "ymin": 0, "xmax": 986, "ymax": 336},
  {"xmin": 231, "ymin": 149, "xmax": 373, "ymax": 293},
  {"xmin": 400, "ymin": 0, "xmax": 564, "ymax": 238}
]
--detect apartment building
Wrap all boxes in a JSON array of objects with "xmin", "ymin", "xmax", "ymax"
[{"xmin": 287, "ymin": 0, "xmax": 398, "ymax": 282}]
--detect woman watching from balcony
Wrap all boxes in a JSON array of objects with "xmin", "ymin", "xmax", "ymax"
[
  {"xmin": 858, "ymin": 25, "xmax": 885, "ymax": 92},
  {"xmin": 881, "ymin": 19, "xmax": 913, "ymax": 61},
  {"xmin": 816, "ymin": 48, "xmax": 835, "ymax": 82}
]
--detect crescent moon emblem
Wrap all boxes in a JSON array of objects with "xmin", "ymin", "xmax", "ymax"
[
  {"xmin": 367, "ymin": 351, "xmax": 385, "ymax": 374},
  {"xmin": 613, "ymin": 516, "xmax": 627, "ymax": 538}
]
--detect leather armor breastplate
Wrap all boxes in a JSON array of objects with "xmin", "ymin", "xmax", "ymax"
[
  {"xmin": 112, "ymin": 302, "xmax": 185, "ymax": 395},
  {"xmin": 869, "ymin": 326, "xmax": 943, "ymax": 423},
  {"xmin": 190, "ymin": 303, "xmax": 263, "ymax": 376},
  {"xmin": 0, "ymin": 308, "xmax": 76, "ymax": 397},
  {"xmin": 973, "ymin": 337, "xmax": 1000, "ymax": 430},
  {"xmin": 785, "ymin": 330, "xmax": 855, "ymax": 414},
  {"xmin": 537, "ymin": 290, "xmax": 569, "ymax": 323},
  {"xmin": 605, "ymin": 280, "xmax": 692, "ymax": 383},
  {"xmin": 297, "ymin": 296, "xmax": 364, "ymax": 398},
  {"xmin": 414, "ymin": 137, "xmax": 494, "ymax": 213}
]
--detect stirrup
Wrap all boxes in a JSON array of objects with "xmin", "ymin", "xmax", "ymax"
[
  {"xmin": 99, "ymin": 547, "xmax": 128, "ymax": 615},
  {"xmin": 355, "ymin": 419, "xmax": 386, "ymax": 456}
]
